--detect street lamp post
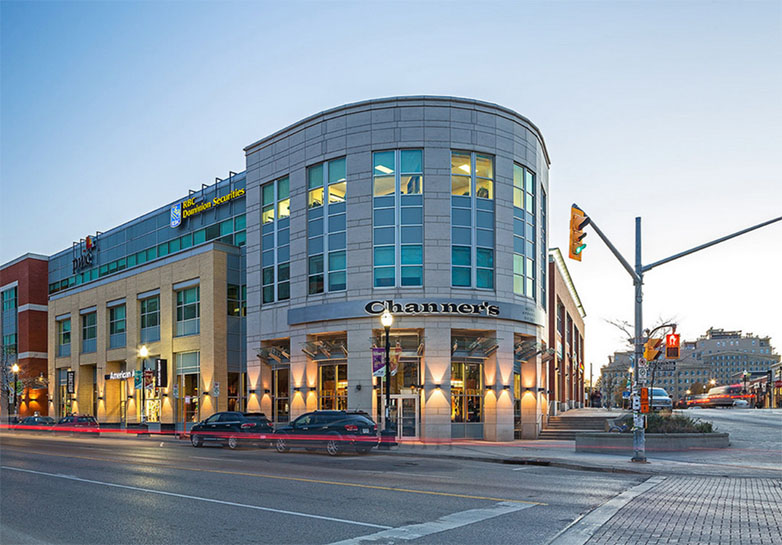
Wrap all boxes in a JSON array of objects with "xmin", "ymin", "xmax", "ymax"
[
  {"xmin": 11, "ymin": 363, "xmax": 20, "ymax": 420},
  {"xmin": 380, "ymin": 310, "xmax": 393, "ymax": 432}
]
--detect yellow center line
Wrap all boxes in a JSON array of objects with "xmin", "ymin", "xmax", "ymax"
[{"xmin": 2, "ymin": 447, "xmax": 546, "ymax": 506}]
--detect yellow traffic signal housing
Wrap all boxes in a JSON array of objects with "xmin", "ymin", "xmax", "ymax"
[
  {"xmin": 569, "ymin": 205, "xmax": 589, "ymax": 261},
  {"xmin": 643, "ymin": 338, "xmax": 663, "ymax": 361}
]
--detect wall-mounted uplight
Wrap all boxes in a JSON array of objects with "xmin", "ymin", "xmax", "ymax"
[
  {"xmin": 523, "ymin": 387, "xmax": 533, "ymax": 392},
  {"xmin": 434, "ymin": 384, "xmax": 442, "ymax": 389},
  {"xmin": 97, "ymin": 396, "xmax": 104, "ymax": 400},
  {"xmin": 203, "ymin": 391, "xmax": 210, "ymax": 396},
  {"xmin": 502, "ymin": 384, "xmax": 510, "ymax": 390},
  {"xmin": 293, "ymin": 386, "xmax": 301, "ymax": 392},
  {"xmin": 309, "ymin": 386, "xmax": 317, "ymax": 392},
  {"xmin": 486, "ymin": 384, "xmax": 494, "ymax": 391},
  {"xmin": 263, "ymin": 389, "xmax": 271, "ymax": 394}
]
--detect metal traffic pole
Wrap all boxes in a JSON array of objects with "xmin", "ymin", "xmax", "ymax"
[{"xmin": 573, "ymin": 206, "xmax": 782, "ymax": 463}]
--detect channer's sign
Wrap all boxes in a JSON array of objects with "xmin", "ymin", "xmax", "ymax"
[
  {"xmin": 364, "ymin": 300, "xmax": 500, "ymax": 317},
  {"xmin": 170, "ymin": 188, "xmax": 245, "ymax": 228}
]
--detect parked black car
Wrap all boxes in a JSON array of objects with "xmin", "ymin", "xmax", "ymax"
[
  {"xmin": 16, "ymin": 416, "xmax": 55, "ymax": 431},
  {"xmin": 190, "ymin": 412, "xmax": 273, "ymax": 449},
  {"xmin": 273, "ymin": 410, "xmax": 379, "ymax": 456},
  {"xmin": 52, "ymin": 415, "xmax": 100, "ymax": 436}
]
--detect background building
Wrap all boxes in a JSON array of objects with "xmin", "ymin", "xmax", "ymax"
[
  {"xmin": 1, "ymin": 254, "xmax": 49, "ymax": 419},
  {"xmin": 245, "ymin": 96, "xmax": 551, "ymax": 441},
  {"xmin": 547, "ymin": 247, "xmax": 586, "ymax": 413}
]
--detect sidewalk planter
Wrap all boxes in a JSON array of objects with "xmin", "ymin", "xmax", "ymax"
[{"xmin": 575, "ymin": 432, "xmax": 730, "ymax": 455}]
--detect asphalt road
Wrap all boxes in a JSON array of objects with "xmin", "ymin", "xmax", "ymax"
[{"xmin": 0, "ymin": 433, "xmax": 644, "ymax": 545}]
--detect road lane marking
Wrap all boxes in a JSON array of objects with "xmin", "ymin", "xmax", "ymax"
[
  {"xmin": 328, "ymin": 501, "xmax": 535, "ymax": 544},
  {"xmin": 1, "ymin": 448, "xmax": 546, "ymax": 505},
  {"xmin": 1, "ymin": 466, "xmax": 391, "ymax": 530},
  {"xmin": 512, "ymin": 466, "xmax": 532, "ymax": 471},
  {"xmin": 189, "ymin": 456, "xmax": 235, "ymax": 461},
  {"xmin": 546, "ymin": 476, "xmax": 667, "ymax": 545}
]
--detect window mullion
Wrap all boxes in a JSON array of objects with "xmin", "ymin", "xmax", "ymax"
[
  {"xmin": 395, "ymin": 151, "xmax": 401, "ymax": 287},
  {"xmin": 323, "ymin": 163, "xmax": 329, "ymax": 293},
  {"xmin": 471, "ymin": 153, "xmax": 477, "ymax": 288}
]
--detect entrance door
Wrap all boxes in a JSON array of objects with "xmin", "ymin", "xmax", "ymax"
[{"xmin": 389, "ymin": 394, "xmax": 419, "ymax": 440}]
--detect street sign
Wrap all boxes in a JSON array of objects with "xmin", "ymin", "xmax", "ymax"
[
  {"xmin": 640, "ymin": 387, "xmax": 650, "ymax": 413},
  {"xmin": 632, "ymin": 395, "xmax": 641, "ymax": 411},
  {"xmin": 622, "ymin": 390, "xmax": 631, "ymax": 399},
  {"xmin": 655, "ymin": 361, "xmax": 676, "ymax": 372},
  {"xmin": 633, "ymin": 414, "xmax": 645, "ymax": 429},
  {"xmin": 172, "ymin": 383, "xmax": 179, "ymax": 399},
  {"xmin": 213, "ymin": 382, "xmax": 220, "ymax": 397}
]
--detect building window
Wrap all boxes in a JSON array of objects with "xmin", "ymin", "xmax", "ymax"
[
  {"xmin": 307, "ymin": 158, "xmax": 347, "ymax": 294},
  {"xmin": 261, "ymin": 177, "xmax": 291, "ymax": 303},
  {"xmin": 228, "ymin": 284, "xmax": 246, "ymax": 316},
  {"xmin": 140, "ymin": 296, "xmax": 160, "ymax": 344},
  {"xmin": 372, "ymin": 150, "xmax": 424, "ymax": 287},
  {"xmin": 318, "ymin": 363, "xmax": 347, "ymax": 409},
  {"xmin": 451, "ymin": 362, "xmax": 483, "ymax": 422},
  {"xmin": 2, "ymin": 287, "xmax": 17, "ymax": 311},
  {"xmin": 451, "ymin": 151, "xmax": 494, "ymax": 289},
  {"xmin": 81, "ymin": 312, "xmax": 97, "ymax": 353},
  {"xmin": 512, "ymin": 164, "xmax": 536, "ymax": 298},
  {"xmin": 2, "ymin": 333, "xmax": 17, "ymax": 359},
  {"xmin": 108, "ymin": 305, "xmax": 126, "ymax": 349},
  {"xmin": 175, "ymin": 286, "xmax": 200, "ymax": 337},
  {"xmin": 57, "ymin": 318, "xmax": 71, "ymax": 357}
]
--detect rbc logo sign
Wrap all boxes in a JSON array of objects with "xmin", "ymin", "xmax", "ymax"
[{"xmin": 170, "ymin": 203, "xmax": 182, "ymax": 228}]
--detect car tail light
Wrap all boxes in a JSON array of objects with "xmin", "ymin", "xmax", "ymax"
[
  {"xmin": 241, "ymin": 423, "xmax": 256, "ymax": 429},
  {"xmin": 344, "ymin": 424, "xmax": 358, "ymax": 432}
]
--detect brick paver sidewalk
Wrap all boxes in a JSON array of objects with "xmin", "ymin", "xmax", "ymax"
[{"xmin": 587, "ymin": 477, "xmax": 782, "ymax": 545}]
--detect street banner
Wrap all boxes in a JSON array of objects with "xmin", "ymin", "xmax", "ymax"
[
  {"xmin": 372, "ymin": 347, "xmax": 385, "ymax": 377},
  {"xmin": 390, "ymin": 344, "xmax": 401, "ymax": 376},
  {"xmin": 66, "ymin": 370, "xmax": 75, "ymax": 394},
  {"xmin": 134, "ymin": 370, "xmax": 142, "ymax": 390}
]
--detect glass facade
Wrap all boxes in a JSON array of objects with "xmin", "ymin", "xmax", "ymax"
[
  {"xmin": 372, "ymin": 150, "xmax": 424, "ymax": 288},
  {"xmin": 451, "ymin": 151, "xmax": 495, "ymax": 289},
  {"xmin": 307, "ymin": 158, "xmax": 347, "ymax": 294},
  {"xmin": 175, "ymin": 286, "xmax": 200, "ymax": 337},
  {"xmin": 261, "ymin": 176, "xmax": 291, "ymax": 303},
  {"xmin": 512, "ymin": 164, "xmax": 536, "ymax": 298},
  {"xmin": 540, "ymin": 187, "xmax": 547, "ymax": 309},
  {"xmin": 140, "ymin": 296, "xmax": 160, "ymax": 344},
  {"xmin": 1, "ymin": 287, "xmax": 17, "ymax": 359},
  {"xmin": 319, "ymin": 363, "xmax": 347, "ymax": 409},
  {"xmin": 47, "ymin": 174, "xmax": 246, "ymax": 295}
]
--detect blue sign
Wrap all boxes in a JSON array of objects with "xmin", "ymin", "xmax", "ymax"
[
  {"xmin": 622, "ymin": 390, "xmax": 631, "ymax": 399},
  {"xmin": 170, "ymin": 203, "xmax": 182, "ymax": 228}
]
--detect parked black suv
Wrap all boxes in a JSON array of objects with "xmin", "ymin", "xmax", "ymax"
[
  {"xmin": 190, "ymin": 412, "xmax": 273, "ymax": 449},
  {"xmin": 273, "ymin": 410, "xmax": 379, "ymax": 456}
]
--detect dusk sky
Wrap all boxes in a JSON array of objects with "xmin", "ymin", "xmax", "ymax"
[{"xmin": 2, "ymin": 1, "xmax": 780, "ymax": 373}]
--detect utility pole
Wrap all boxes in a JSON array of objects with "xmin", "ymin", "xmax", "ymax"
[{"xmin": 569, "ymin": 205, "xmax": 781, "ymax": 463}]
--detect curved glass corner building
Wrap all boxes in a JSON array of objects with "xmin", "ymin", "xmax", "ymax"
[{"xmin": 245, "ymin": 97, "xmax": 551, "ymax": 440}]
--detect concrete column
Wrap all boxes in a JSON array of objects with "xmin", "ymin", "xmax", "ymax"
[
  {"xmin": 486, "ymin": 332, "xmax": 515, "ymax": 441},
  {"xmin": 421, "ymin": 325, "xmax": 451, "ymax": 442},
  {"xmin": 347, "ymin": 327, "xmax": 372, "ymax": 413},
  {"xmin": 520, "ymin": 347, "xmax": 541, "ymax": 439},
  {"xmin": 288, "ymin": 330, "xmax": 309, "ymax": 418}
]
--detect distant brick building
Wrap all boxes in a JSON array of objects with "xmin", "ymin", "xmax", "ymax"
[
  {"xmin": 1, "ymin": 254, "xmax": 49, "ymax": 418},
  {"xmin": 547, "ymin": 248, "xmax": 586, "ymax": 412}
]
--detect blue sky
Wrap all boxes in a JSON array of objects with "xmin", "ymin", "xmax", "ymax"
[{"xmin": 2, "ymin": 1, "xmax": 780, "ymax": 371}]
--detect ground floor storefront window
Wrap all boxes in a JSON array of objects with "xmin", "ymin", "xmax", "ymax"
[
  {"xmin": 272, "ymin": 367, "xmax": 289, "ymax": 422},
  {"xmin": 319, "ymin": 363, "xmax": 347, "ymax": 410},
  {"xmin": 451, "ymin": 361, "xmax": 483, "ymax": 438},
  {"xmin": 175, "ymin": 351, "xmax": 200, "ymax": 425},
  {"xmin": 514, "ymin": 372, "xmax": 522, "ymax": 439}
]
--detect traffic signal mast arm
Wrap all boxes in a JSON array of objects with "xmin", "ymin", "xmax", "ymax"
[
  {"xmin": 642, "ymin": 215, "xmax": 782, "ymax": 273},
  {"xmin": 571, "ymin": 204, "xmax": 640, "ymax": 283}
]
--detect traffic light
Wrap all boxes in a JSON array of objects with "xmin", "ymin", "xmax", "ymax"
[
  {"xmin": 643, "ymin": 338, "xmax": 662, "ymax": 361},
  {"xmin": 569, "ymin": 205, "xmax": 589, "ymax": 261},
  {"xmin": 665, "ymin": 333, "xmax": 680, "ymax": 360}
]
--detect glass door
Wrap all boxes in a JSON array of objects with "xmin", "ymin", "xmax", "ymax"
[{"xmin": 389, "ymin": 394, "xmax": 419, "ymax": 440}]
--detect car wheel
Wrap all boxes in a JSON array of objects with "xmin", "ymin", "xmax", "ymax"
[
  {"xmin": 355, "ymin": 445, "xmax": 372, "ymax": 455},
  {"xmin": 227, "ymin": 436, "xmax": 239, "ymax": 450},
  {"xmin": 191, "ymin": 434, "xmax": 203, "ymax": 448},
  {"xmin": 326, "ymin": 436, "xmax": 342, "ymax": 457},
  {"xmin": 275, "ymin": 436, "xmax": 290, "ymax": 453}
]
